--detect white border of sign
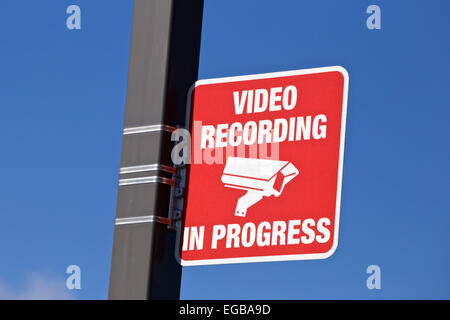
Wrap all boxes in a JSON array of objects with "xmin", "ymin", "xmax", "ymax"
[{"xmin": 177, "ymin": 66, "xmax": 349, "ymax": 266}]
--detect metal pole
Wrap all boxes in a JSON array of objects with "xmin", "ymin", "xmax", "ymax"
[{"xmin": 108, "ymin": 0, "xmax": 204, "ymax": 300}]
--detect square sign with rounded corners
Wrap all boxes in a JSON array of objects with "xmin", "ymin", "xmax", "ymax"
[{"xmin": 177, "ymin": 66, "xmax": 349, "ymax": 266}]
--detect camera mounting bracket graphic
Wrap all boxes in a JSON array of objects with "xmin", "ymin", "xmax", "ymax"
[{"xmin": 221, "ymin": 157, "xmax": 299, "ymax": 217}]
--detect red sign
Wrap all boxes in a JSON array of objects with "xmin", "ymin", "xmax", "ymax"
[{"xmin": 177, "ymin": 66, "xmax": 349, "ymax": 265}]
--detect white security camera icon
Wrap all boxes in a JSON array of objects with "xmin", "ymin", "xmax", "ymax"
[{"xmin": 221, "ymin": 157, "xmax": 299, "ymax": 217}]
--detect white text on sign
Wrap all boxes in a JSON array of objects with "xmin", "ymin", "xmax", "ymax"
[
  {"xmin": 200, "ymin": 85, "xmax": 327, "ymax": 149},
  {"xmin": 182, "ymin": 218, "xmax": 331, "ymax": 251}
]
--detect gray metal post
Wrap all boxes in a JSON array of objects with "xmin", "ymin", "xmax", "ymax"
[{"xmin": 108, "ymin": 0, "xmax": 203, "ymax": 300}]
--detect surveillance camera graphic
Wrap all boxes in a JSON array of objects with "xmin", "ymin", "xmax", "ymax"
[{"xmin": 221, "ymin": 157, "xmax": 299, "ymax": 217}]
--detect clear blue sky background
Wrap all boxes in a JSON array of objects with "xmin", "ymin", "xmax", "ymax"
[{"xmin": 0, "ymin": 0, "xmax": 448, "ymax": 299}]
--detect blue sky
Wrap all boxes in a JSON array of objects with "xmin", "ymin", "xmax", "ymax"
[{"xmin": 0, "ymin": 0, "xmax": 449, "ymax": 299}]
